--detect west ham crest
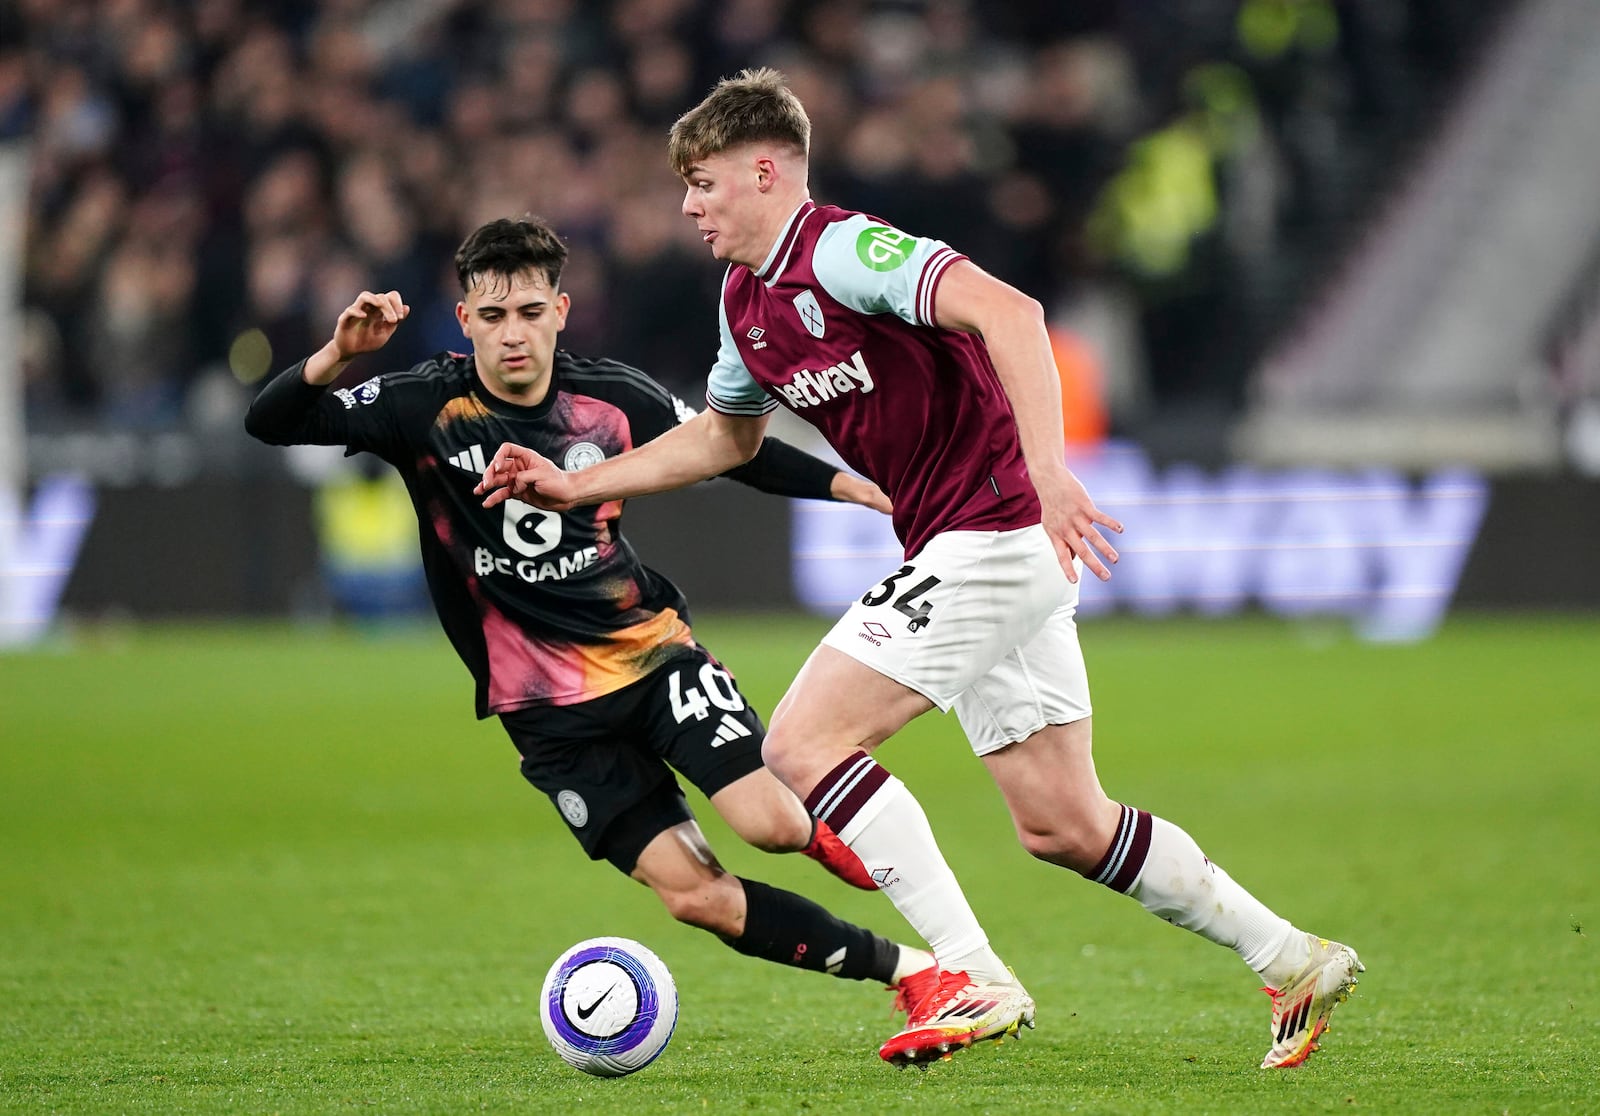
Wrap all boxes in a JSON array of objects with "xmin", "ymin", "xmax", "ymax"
[{"xmin": 793, "ymin": 289, "xmax": 825, "ymax": 338}]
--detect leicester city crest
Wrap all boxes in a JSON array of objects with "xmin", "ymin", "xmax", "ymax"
[
  {"xmin": 564, "ymin": 441, "xmax": 605, "ymax": 471},
  {"xmin": 556, "ymin": 790, "xmax": 589, "ymax": 827}
]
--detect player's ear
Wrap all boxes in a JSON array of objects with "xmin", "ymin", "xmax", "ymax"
[
  {"xmin": 555, "ymin": 291, "xmax": 570, "ymax": 331},
  {"xmin": 455, "ymin": 301, "xmax": 469, "ymax": 336},
  {"xmin": 754, "ymin": 155, "xmax": 776, "ymax": 192}
]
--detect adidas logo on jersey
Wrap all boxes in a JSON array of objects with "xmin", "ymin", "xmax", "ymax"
[
  {"xmin": 448, "ymin": 444, "xmax": 488, "ymax": 474},
  {"xmin": 710, "ymin": 712, "xmax": 752, "ymax": 746},
  {"xmin": 777, "ymin": 349, "xmax": 874, "ymax": 410}
]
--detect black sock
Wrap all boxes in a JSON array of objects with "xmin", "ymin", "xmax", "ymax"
[{"xmin": 725, "ymin": 877, "xmax": 898, "ymax": 983}]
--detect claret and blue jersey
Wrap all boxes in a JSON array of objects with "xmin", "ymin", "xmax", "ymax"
[{"xmin": 706, "ymin": 201, "xmax": 1041, "ymax": 560}]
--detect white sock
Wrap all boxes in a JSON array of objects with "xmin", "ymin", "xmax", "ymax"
[
  {"xmin": 805, "ymin": 751, "xmax": 1010, "ymax": 982},
  {"xmin": 1096, "ymin": 805, "xmax": 1296, "ymax": 976},
  {"xmin": 892, "ymin": 946, "xmax": 936, "ymax": 982},
  {"xmin": 939, "ymin": 942, "xmax": 1013, "ymax": 984},
  {"xmin": 1259, "ymin": 931, "xmax": 1313, "ymax": 990}
]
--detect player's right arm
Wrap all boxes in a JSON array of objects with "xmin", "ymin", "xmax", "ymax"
[
  {"xmin": 244, "ymin": 290, "xmax": 410, "ymax": 448},
  {"xmin": 304, "ymin": 290, "xmax": 410, "ymax": 386},
  {"xmin": 478, "ymin": 407, "xmax": 768, "ymax": 511}
]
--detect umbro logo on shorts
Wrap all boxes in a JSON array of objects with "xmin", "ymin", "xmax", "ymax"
[{"xmin": 859, "ymin": 621, "xmax": 892, "ymax": 647}]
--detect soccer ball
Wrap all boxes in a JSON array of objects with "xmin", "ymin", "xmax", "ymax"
[{"xmin": 539, "ymin": 937, "xmax": 678, "ymax": 1077}]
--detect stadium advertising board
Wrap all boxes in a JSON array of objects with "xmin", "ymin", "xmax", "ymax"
[
  {"xmin": 0, "ymin": 476, "xmax": 94, "ymax": 646},
  {"xmin": 794, "ymin": 443, "xmax": 1491, "ymax": 642},
  {"xmin": 44, "ymin": 449, "xmax": 1600, "ymax": 628}
]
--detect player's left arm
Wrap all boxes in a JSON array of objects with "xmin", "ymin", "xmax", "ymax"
[
  {"xmin": 715, "ymin": 438, "xmax": 887, "ymax": 510},
  {"xmin": 478, "ymin": 408, "xmax": 768, "ymax": 512},
  {"xmin": 656, "ymin": 395, "xmax": 887, "ymax": 511},
  {"xmin": 931, "ymin": 261, "xmax": 1123, "ymax": 580}
]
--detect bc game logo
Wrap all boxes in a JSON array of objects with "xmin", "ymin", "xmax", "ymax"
[
  {"xmin": 474, "ymin": 499, "xmax": 600, "ymax": 584},
  {"xmin": 856, "ymin": 226, "xmax": 916, "ymax": 271},
  {"xmin": 504, "ymin": 499, "xmax": 562, "ymax": 558}
]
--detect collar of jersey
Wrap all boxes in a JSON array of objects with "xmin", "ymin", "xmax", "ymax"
[
  {"xmin": 754, "ymin": 199, "xmax": 817, "ymax": 286},
  {"xmin": 471, "ymin": 357, "xmax": 562, "ymax": 419}
]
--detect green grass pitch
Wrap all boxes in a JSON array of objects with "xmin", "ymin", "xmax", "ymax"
[{"xmin": 3, "ymin": 614, "xmax": 1596, "ymax": 1114}]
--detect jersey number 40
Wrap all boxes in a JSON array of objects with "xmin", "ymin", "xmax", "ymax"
[{"xmin": 667, "ymin": 663, "xmax": 745, "ymax": 724}]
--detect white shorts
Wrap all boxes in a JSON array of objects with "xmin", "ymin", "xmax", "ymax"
[{"xmin": 820, "ymin": 524, "xmax": 1094, "ymax": 756}]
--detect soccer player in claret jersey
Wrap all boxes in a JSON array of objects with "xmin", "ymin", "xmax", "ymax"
[
  {"xmin": 477, "ymin": 72, "xmax": 1364, "ymax": 1069},
  {"xmin": 245, "ymin": 217, "xmax": 942, "ymax": 1008}
]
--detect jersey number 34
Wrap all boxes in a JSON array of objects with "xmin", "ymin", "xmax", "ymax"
[{"xmin": 861, "ymin": 565, "xmax": 941, "ymax": 633}]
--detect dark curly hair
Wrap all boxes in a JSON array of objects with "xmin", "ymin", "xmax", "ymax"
[{"xmin": 453, "ymin": 217, "xmax": 568, "ymax": 297}]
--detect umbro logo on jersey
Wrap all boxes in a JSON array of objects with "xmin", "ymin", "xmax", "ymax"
[
  {"xmin": 777, "ymin": 349, "xmax": 874, "ymax": 410},
  {"xmin": 448, "ymin": 444, "xmax": 488, "ymax": 474},
  {"xmin": 710, "ymin": 713, "xmax": 752, "ymax": 747},
  {"xmin": 747, "ymin": 325, "xmax": 768, "ymax": 351}
]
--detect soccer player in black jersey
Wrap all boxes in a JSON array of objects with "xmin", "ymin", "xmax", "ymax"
[{"xmin": 245, "ymin": 217, "xmax": 935, "ymax": 1002}]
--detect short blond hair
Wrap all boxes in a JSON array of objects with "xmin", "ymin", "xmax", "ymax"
[{"xmin": 668, "ymin": 67, "xmax": 811, "ymax": 176}]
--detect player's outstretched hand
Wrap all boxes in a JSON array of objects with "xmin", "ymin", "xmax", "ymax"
[
  {"xmin": 1038, "ymin": 468, "xmax": 1122, "ymax": 583},
  {"xmin": 332, "ymin": 290, "xmax": 409, "ymax": 359},
  {"xmin": 831, "ymin": 473, "xmax": 893, "ymax": 514},
  {"xmin": 476, "ymin": 442, "xmax": 578, "ymax": 510}
]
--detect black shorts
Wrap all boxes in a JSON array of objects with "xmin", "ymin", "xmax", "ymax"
[{"xmin": 500, "ymin": 647, "xmax": 767, "ymax": 874}]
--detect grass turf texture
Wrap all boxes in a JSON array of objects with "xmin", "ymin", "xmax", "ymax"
[{"xmin": 2, "ymin": 614, "xmax": 1596, "ymax": 1114}]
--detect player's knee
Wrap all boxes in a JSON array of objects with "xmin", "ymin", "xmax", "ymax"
[{"xmin": 758, "ymin": 731, "xmax": 801, "ymax": 784}]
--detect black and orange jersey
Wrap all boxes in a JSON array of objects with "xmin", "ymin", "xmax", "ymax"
[{"xmin": 247, "ymin": 350, "xmax": 838, "ymax": 717}]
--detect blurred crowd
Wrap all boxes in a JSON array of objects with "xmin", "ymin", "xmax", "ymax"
[{"xmin": 7, "ymin": 0, "xmax": 1507, "ymax": 433}]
